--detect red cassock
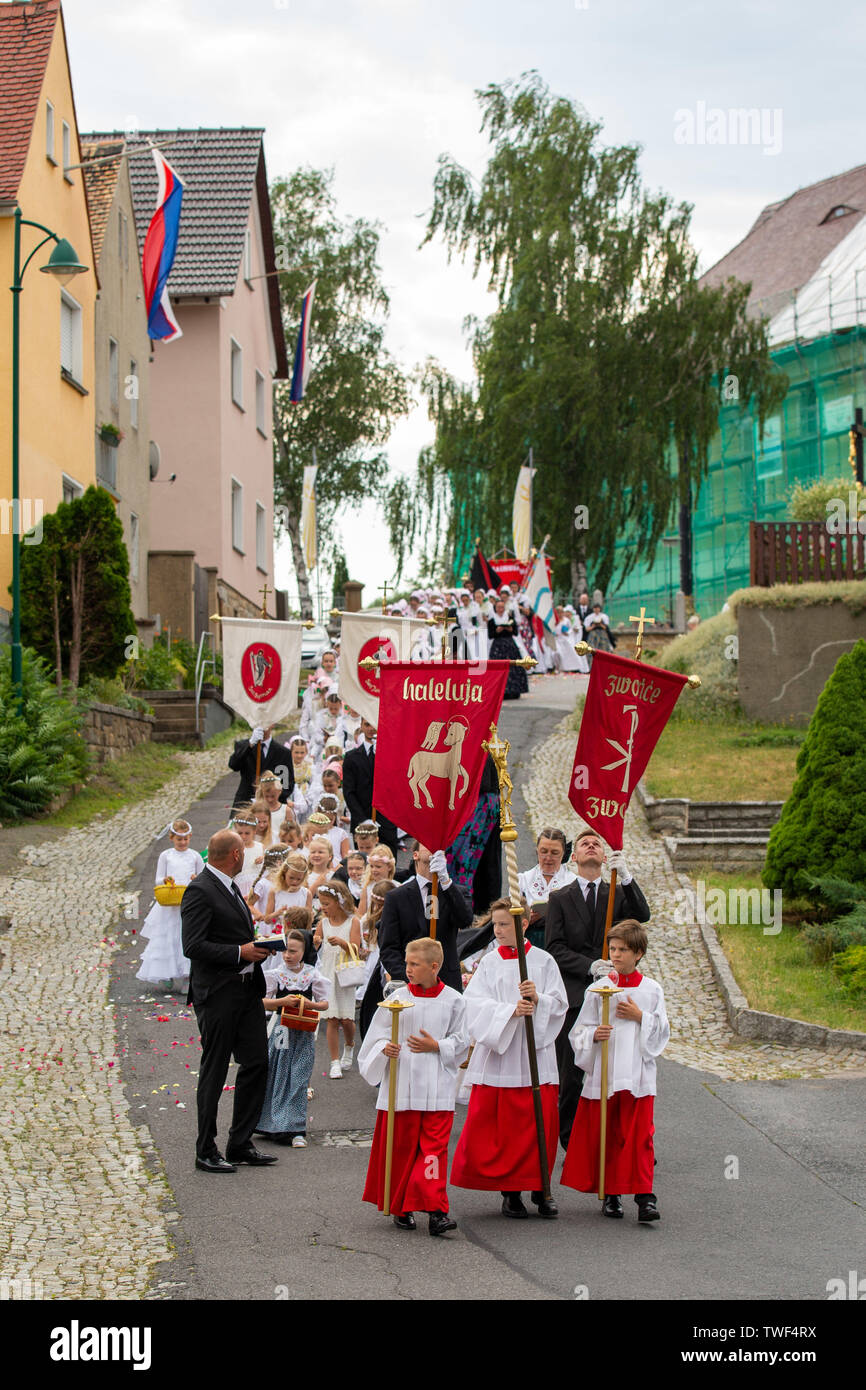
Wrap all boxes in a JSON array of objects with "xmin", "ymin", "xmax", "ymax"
[
  {"xmin": 363, "ymin": 1110, "xmax": 454, "ymax": 1215},
  {"xmin": 560, "ymin": 1092, "xmax": 655, "ymax": 1194},
  {"xmin": 451, "ymin": 1083, "xmax": 559, "ymax": 1191}
]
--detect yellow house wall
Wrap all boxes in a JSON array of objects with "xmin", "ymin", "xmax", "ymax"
[{"xmin": 0, "ymin": 19, "xmax": 96, "ymax": 621}]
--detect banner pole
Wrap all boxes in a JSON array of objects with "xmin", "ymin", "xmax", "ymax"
[{"xmin": 429, "ymin": 872, "xmax": 438, "ymax": 940}]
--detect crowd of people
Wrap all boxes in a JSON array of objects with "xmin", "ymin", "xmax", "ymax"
[{"xmin": 136, "ymin": 614, "xmax": 669, "ymax": 1235}]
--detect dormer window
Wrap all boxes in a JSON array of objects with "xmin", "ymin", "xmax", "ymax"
[{"xmin": 820, "ymin": 204, "xmax": 857, "ymax": 225}]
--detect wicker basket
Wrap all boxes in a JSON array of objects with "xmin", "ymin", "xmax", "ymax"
[{"xmin": 154, "ymin": 882, "xmax": 186, "ymax": 906}]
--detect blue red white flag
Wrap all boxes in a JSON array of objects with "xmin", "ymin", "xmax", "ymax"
[
  {"xmin": 142, "ymin": 149, "xmax": 184, "ymax": 342},
  {"xmin": 289, "ymin": 281, "xmax": 316, "ymax": 402}
]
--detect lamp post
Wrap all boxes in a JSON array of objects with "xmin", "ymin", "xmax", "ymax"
[{"xmin": 10, "ymin": 208, "xmax": 87, "ymax": 710}]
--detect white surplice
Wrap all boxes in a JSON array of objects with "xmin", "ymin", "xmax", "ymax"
[
  {"xmin": 569, "ymin": 974, "xmax": 669, "ymax": 1099},
  {"xmin": 357, "ymin": 985, "xmax": 469, "ymax": 1111},
  {"xmin": 462, "ymin": 946, "xmax": 567, "ymax": 1089}
]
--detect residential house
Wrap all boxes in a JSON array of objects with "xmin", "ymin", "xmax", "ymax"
[
  {"xmin": 80, "ymin": 137, "xmax": 153, "ymax": 637},
  {"xmin": 0, "ymin": 0, "xmax": 96, "ymax": 639},
  {"xmin": 90, "ymin": 127, "xmax": 289, "ymax": 648}
]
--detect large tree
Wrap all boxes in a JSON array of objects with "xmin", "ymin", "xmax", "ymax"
[
  {"xmin": 397, "ymin": 73, "xmax": 787, "ymax": 597},
  {"xmin": 270, "ymin": 169, "xmax": 410, "ymax": 616}
]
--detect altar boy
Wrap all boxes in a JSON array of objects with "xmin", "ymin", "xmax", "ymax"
[
  {"xmin": 560, "ymin": 920, "xmax": 669, "ymax": 1221},
  {"xmin": 358, "ymin": 937, "xmax": 468, "ymax": 1237}
]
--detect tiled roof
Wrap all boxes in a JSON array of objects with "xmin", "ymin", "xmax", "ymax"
[
  {"xmin": 700, "ymin": 163, "xmax": 866, "ymax": 318},
  {"xmin": 82, "ymin": 126, "xmax": 288, "ymax": 376},
  {"xmin": 0, "ymin": 0, "xmax": 60, "ymax": 201},
  {"xmin": 80, "ymin": 139, "xmax": 123, "ymax": 264}
]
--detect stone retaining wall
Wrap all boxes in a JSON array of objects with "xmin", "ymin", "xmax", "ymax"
[
  {"xmin": 637, "ymin": 781, "xmax": 783, "ymax": 836},
  {"xmin": 82, "ymin": 701, "xmax": 155, "ymax": 766}
]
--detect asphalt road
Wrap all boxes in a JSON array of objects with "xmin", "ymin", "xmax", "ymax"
[{"xmin": 111, "ymin": 678, "xmax": 866, "ymax": 1303}]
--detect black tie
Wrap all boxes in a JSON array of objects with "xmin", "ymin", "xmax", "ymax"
[
  {"xmin": 585, "ymin": 881, "xmax": 597, "ymax": 915},
  {"xmin": 232, "ymin": 882, "xmax": 250, "ymax": 918}
]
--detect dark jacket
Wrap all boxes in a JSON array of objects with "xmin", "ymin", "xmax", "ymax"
[
  {"xmin": 378, "ymin": 876, "xmax": 474, "ymax": 993},
  {"xmin": 342, "ymin": 743, "xmax": 399, "ymax": 854},
  {"xmin": 181, "ymin": 865, "xmax": 267, "ymax": 1005},
  {"xmin": 228, "ymin": 737, "xmax": 295, "ymax": 808},
  {"xmin": 544, "ymin": 875, "xmax": 651, "ymax": 1009}
]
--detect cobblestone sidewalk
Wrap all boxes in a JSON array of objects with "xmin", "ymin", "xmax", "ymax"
[
  {"xmin": 524, "ymin": 718, "xmax": 866, "ymax": 1081},
  {"xmin": 0, "ymin": 744, "xmax": 228, "ymax": 1299}
]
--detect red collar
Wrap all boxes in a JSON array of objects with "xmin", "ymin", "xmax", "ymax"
[
  {"xmin": 407, "ymin": 981, "xmax": 445, "ymax": 997},
  {"xmin": 498, "ymin": 943, "xmax": 532, "ymax": 960},
  {"xmin": 614, "ymin": 970, "xmax": 643, "ymax": 987}
]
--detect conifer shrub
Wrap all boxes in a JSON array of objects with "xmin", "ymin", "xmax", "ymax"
[
  {"xmin": 764, "ymin": 642, "xmax": 866, "ymax": 897},
  {"xmin": 0, "ymin": 648, "xmax": 89, "ymax": 822}
]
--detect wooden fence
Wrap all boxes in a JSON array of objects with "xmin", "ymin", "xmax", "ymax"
[{"xmin": 749, "ymin": 520, "xmax": 866, "ymax": 586}]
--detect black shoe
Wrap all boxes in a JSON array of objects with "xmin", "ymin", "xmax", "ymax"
[
  {"xmin": 195, "ymin": 1151, "xmax": 236, "ymax": 1173},
  {"xmin": 530, "ymin": 1191, "xmax": 559, "ymax": 1218},
  {"xmin": 428, "ymin": 1211, "xmax": 457, "ymax": 1237},
  {"xmin": 500, "ymin": 1191, "xmax": 528, "ymax": 1219},
  {"xmin": 637, "ymin": 1198, "xmax": 660, "ymax": 1223},
  {"xmin": 602, "ymin": 1195, "xmax": 623, "ymax": 1218},
  {"xmin": 225, "ymin": 1145, "xmax": 278, "ymax": 1166},
  {"xmin": 392, "ymin": 1213, "xmax": 416, "ymax": 1231}
]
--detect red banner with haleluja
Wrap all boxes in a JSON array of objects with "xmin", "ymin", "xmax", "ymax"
[
  {"xmin": 373, "ymin": 660, "xmax": 511, "ymax": 850},
  {"xmin": 569, "ymin": 650, "xmax": 689, "ymax": 850}
]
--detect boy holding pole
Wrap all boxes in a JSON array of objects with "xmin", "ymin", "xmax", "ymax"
[
  {"xmin": 358, "ymin": 937, "xmax": 468, "ymax": 1236},
  {"xmin": 560, "ymin": 920, "xmax": 669, "ymax": 1222}
]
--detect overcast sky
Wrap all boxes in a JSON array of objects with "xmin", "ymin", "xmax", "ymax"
[{"xmin": 67, "ymin": 0, "xmax": 866, "ymax": 608}]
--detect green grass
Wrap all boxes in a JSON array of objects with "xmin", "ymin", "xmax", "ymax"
[
  {"xmin": 701, "ymin": 869, "xmax": 866, "ymax": 1033},
  {"xmin": 643, "ymin": 717, "xmax": 803, "ymax": 801},
  {"xmin": 42, "ymin": 741, "xmax": 197, "ymax": 828}
]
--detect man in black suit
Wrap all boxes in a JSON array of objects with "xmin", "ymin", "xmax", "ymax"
[
  {"xmin": 181, "ymin": 828, "xmax": 278, "ymax": 1172},
  {"xmin": 545, "ymin": 828, "xmax": 651, "ymax": 1148},
  {"xmin": 342, "ymin": 718, "xmax": 399, "ymax": 856},
  {"xmin": 228, "ymin": 724, "xmax": 295, "ymax": 808},
  {"xmin": 377, "ymin": 843, "xmax": 473, "ymax": 993}
]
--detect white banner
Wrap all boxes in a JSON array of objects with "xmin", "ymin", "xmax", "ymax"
[
  {"xmin": 301, "ymin": 464, "xmax": 317, "ymax": 572},
  {"xmin": 512, "ymin": 463, "xmax": 535, "ymax": 562},
  {"xmin": 338, "ymin": 611, "xmax": 432, "ymax": 725},
  {"xmin": 221, "ymin": 618, "xmax": 304, "ymax": 729}
]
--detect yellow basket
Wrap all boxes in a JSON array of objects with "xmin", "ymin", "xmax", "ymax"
[{"xmin": 154, "ymin": 883, "xmax": 186, "ymax": 906}]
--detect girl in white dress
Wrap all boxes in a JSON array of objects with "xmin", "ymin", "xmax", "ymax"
[
  {"xmin": 315, "ymin": 794, "xmax": 352, "ymax": 863},
  {"xmin": 357, "ymin": 846, "xmax": 396, "ymax": 918},
  {"xmin": 248, "ymin": 847, "xmax": 290, "ymax": 921},
  {"xmin": 265, "ymin": 853, "xmax": 313, "ymax": 921},
  {"xmin": 345, "ymin": 851, "xmax": 366, "ymax": 908},
  {"xmin": 288, "ymin": 735, "xmax": 316, "ymax": 822},
  {"xmin": 251, "ymin": 802, "xmax": 273, "ymax": 854},
  {"xmin": 305, "ymin": 834, "xmax": 335, "ymax": 907},
  {"xmin": 232, "ymin": 810, "xmax": 264, "ymax": 900},
  {"xmin": 314, "ymin": 880, "xmax": 361, "ymax": 1078},
  {"xmin": 356, "ymin": 877, "xmax": 398, "ymax": 1002},
  {"xmin": 136, "ymin": 819, "xmax": 204, "ymax": 988}
]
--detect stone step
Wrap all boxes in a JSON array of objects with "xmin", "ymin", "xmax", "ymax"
[{"xmin": 152, "ymin": 730, "xmax": 205, "ymax": 746}]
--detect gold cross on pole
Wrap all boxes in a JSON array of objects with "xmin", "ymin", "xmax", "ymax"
[
  {"xmin": 628, "ymin": 606, "xmax": 655, "ymax": 662},
  {"xmin": 378, "ymin": 581, "xmax": 392, "ymax": 615},
  {"xmin": 259, "ymin": 581, "xmax": 272, "ymax": 618}
]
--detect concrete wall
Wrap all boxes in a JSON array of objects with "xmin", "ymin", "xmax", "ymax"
[
  {"xmin": 738, "ymin": 600, "xmax": 866, "ymax": 723},
  {"xmin": 83, "ymin": 701, "xmax": 155, "ymax": 764}
]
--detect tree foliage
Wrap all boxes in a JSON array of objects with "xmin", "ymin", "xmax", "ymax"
[
  {"xmin": 397, "ymin": 73, "xmax": 788, "ymax": 594},
  {"xmin": 0, "ymin": 645, "xmax": 89, "ymax": 821},
  {"xmin": 764, "ymin": 641, "xmax": 866, "ymax": 897},
  {"xmin": 270, "ymin": 168, "xmax": 410, "ymax": 615},
  {"xmin": 19, "ymin": 486, "xmax": 135, "ymax": 688}
]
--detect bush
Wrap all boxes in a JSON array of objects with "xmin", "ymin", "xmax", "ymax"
[
  {"xmin": 75, "ymin": 674, "xmax": 153, "ymax": 716},
  {"xmin": 765, "ymin": 644, "xmax": 866, "ymax": 893},
  {"xmin": 653, "ymin": 606, "xmax": 739, "ymax": 718},
  {"xmin": 126, "ymin": 636, "xmax": 187, "ymax": 691},
  {"xmin": 833, "ymin": 944, "xmax": 866, "ymax": 997},
  {"xmin": 788, "ymin": 475, "xmax": 861, "ymax": 522},
  {"xmin": 0, "ymin": 647, "xmax": 90, "ymax": 822}
]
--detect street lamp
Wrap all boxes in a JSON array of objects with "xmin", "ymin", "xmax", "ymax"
[{"xmin": 10, "ymin": 209, "xmax": 87, "ymax": 711}]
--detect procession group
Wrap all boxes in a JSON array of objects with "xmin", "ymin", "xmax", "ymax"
[{"xmin": 136, "ymin": 632, "xmax": 670, "ymax": 1236}]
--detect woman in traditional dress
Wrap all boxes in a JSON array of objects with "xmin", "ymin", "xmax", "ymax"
[{"xmin": 487, "ymin": 600, "xmax": 528, "ymax": 700}]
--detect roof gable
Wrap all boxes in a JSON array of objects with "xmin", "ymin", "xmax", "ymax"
[
  {"xmin": 0, "ymin": 0, "xmax": 60, "ymax": 201},
  {"xmin": 80, "ymin": 138, "xmax": 123, "ymax": 264}
]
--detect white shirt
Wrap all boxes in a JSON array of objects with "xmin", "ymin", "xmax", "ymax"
[
  {"xmin": 518, "ymin": 862, "xmax": 575, "ymax": 906},
  {"xmin": 357, "ymin": 985, "xmax": 469, "ymax": 1111},
  {"xmin": 569, "ymin": 974, "xmax": 669, "ymax": 1099},
  {"xmin": 206, "ymin": 862, "xmax": 254, "ymax": 971},
  {"xmin": 462, "ymin": 946, "xmax": 567, "ymax": 1089}
]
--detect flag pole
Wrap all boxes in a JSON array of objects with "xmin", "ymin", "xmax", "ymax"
[{"xmin": 482, "ymin": 722, "xmax": 552, "ymax": 1205}]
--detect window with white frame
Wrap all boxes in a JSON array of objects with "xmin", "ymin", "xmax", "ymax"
[
  {"xmin": 230, "ymin": 338, "xmax": 243, "ymax": 408},
  {"xmin": 256, "ymin": 502, "xmax": 267, "ymax": 571},
  {"xmin": 46, "ymin": 101, "xmax": 55, "ymax": 162},
  {"xmin": 231, "ymin": 478, "xmax": 244, "ymax": 552},
  {"xmin": 129, "ymin": 513, "xmax": 140, "ymax": 582},
  {"xmin": 62, "ymin": 474, "xmax": 84, "ymax": 504},
  {"xmin": 255, "ymin": 370, "xmax": 266, "ymax": 434},
  {"xmin": 109, "ymin": 337, "xmax": 119, "ymax": 410},
  {"xmin": 62, "ymin": 120, "xmax": 71, "ymax": 180},
  {"xmin": 60, "ymin": 290, "xmax": 83, "ymax": 383},
  {"xmin": 129, "ymin": 358, "xmax": 138, "ymax": 429}
]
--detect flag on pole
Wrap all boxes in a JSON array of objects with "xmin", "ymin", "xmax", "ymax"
[
  {"xmin": 290, "ymin": 281, "xmax": 316, "ymax": 402},
  {"xmin": 337, "ymin": 612, "xmax": 433, "ymax": 725},
  {"xmin": 301, "ymin": 464, "xmax": 317, "ymax": 572},
  {"xmin": 512, "ymin": 463, "xmax": 535, "ymax": 561},
  {"xmin": 221, "ymin": 618, "xmax": 305, "ymax": 730},
  {"xmin": 469, "ymin": 543, "xmax": 505, "ymax": 593},
  {"xmin": 524, "ymin": 550, "xmax": 554, "ymax": 634},
  {"xmin": 568, "ymin": 650, "xmax": 688, "ymax": 849},
  {"xmin": 373, "ymin": 661, "xmax": 511, "ymax": 850},
  {"xmin": 141, "ymin": 149, "xmax": 184, "ymax": 342}
]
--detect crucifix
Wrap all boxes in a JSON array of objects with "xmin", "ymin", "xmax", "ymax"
[
  {"xmin": 378, "ymin": 581, "xmax": 392, "ymax": 615},
  {"xmin": 258, "ymin": 581, "xmax": 272, "ymax": 619},
  {"xmin": 629, "ymin": 607, "xmax": 656, "ymax": 663}
]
